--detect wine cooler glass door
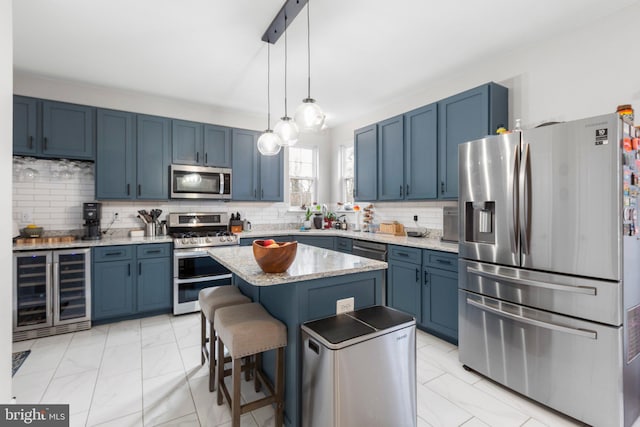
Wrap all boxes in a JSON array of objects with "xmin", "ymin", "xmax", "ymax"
[
  {"xmin": 54, "ymin": 248, "xmax": 91, "ymax": 325},
  {"xmin": 13, "ymin": 251, "xmax": 52, "ymax": 331}
]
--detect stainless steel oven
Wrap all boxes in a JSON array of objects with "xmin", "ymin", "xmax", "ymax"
[
  {"xmin": 170, "ymin": 164, "xmax": 231, "ymax": 200},
  {"xmin": 173, "ymin": 247, "xmax": 232, "ymax": 315},
  {"xmin": 169, "ymin": 212, "xmax": 239, "ymax": 315}
]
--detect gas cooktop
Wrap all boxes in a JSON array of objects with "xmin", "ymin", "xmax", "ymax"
[{"xmin": 168, "ymin": 212, "xmax": 239, "ymax": 249}]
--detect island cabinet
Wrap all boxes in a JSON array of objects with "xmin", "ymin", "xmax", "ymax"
[
  {"xmin": 92, "ymin": 244, "xmax": 172, "ymax": 323},
  {"xmin": 96, "ymin": 109, "xmax": 171, "ymax": 200},
  {"xmin": 232, "ymin": 128, "xmax": 284, "ymax": 201},
  {"xmin": 209, "ymin": 244, "xmax": 386, "ymax": 427},
  {"xmin": 438, "ymin": 82, "xmax": 508, "ymax": 199},
  {"xmin": 386, "ymin": 245, "xmax": 458, "ymax": 344},
  {"xmin": 13, "ymin": 96, "xmax": 95, "ymax": 160}
]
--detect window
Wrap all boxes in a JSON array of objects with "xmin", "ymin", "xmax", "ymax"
[
  {"xmin": 340, "ymin": 145, "xmax": 354, "ymax": 203},
  {"xmin": 289, "ymin": 146, "xmax": 317, "ymax": 208}
]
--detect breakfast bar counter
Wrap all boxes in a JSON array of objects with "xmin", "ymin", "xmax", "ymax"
[{"xmin": 208, "ymin": 244, "xmax": 387, "ymax": 427}]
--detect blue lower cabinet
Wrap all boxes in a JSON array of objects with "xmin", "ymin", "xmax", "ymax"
[
  {"xmin": 296, "ymin": 236, "xmax": 336, "ymax": 250},
  {"xmin": 335, "ymin": 237, "xmax": 352, "ymax": 254},
  {"xmin": 93, "ymin": 244, "xmax": 172, "ymax": 323},
  {"xmin": 422, "ymin": 267, "xmax": 458, "ymax": 343},
  {"xmin": 92, "ymin": 259, "xmax": 136, "ymax": 320},
  {"xmin": 387, "ymin": 258, "xmax": 422, "ymax": 323}
]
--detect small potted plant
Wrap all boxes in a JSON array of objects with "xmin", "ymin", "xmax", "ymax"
[
  {"xmin": 325, "ymin": 212, "xmax": 336, "ymax": 229},
  {"xmin": 303, "ymin": 208, "xmax": 312, "ymax": 230}
]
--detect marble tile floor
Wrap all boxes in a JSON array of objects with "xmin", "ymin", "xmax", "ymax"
[{"xmin": 9, "ymin": 313, "xmax": 613, "ymax": 427}]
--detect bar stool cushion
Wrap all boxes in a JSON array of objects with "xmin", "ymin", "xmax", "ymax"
[
  {"xmin": 215, "ymin": 303, "xmax": 287, "ymax": 359},
  {"xmin": 199, "ymin": 286, "xmax": 251, "ymax": 321}
]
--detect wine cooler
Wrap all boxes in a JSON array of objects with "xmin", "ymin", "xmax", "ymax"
[{"xmin": 13, "ymin": 248, "xmax": 92, "ymax": 341}]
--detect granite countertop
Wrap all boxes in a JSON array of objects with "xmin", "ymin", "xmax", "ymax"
[
  {"xmin": 238, "ymin": 229, "xmax": 459, "ymax": 253},
  {"xmin": 208, "ymin": 243, "xmax": 388, "ymax": 287},
  {"xmin": 12, "ymin": 235, "xmax": 173, "ymax": 251}
]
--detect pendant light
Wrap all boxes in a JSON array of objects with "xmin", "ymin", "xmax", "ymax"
[
  {"xmin": 274, "ymin": 16, "xmax": 299, "ymax": 147},
  {"xmin": 294, "ymin": 0, "xmax": 325, "ymax": 132},
  {"xmin": 257, "ymin": 42, "xmax": 283, "ymax": 156}
]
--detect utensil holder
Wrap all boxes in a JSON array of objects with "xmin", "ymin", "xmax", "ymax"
[{"xmin": 145, "ymin": 223, "xmax": 156, "ymax": 237}]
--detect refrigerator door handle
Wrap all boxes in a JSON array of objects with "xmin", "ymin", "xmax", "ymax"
[
  {"xmin": 467, "ymin": 266, "xmax": 597, "ymax": 295},
  {"xmin": 509, "ymin": 148, "xmax": 519, "ymax": 253},
  {"xmin": 466, "ymin": 297, "xmax": 597, "ymax": 339},
  {"xmin": 519, "ymin": 143, "xmax": 531, "ymax": 254}
]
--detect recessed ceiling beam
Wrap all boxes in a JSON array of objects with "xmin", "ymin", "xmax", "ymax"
[{"xmin": 261, "ymin": 0, "xmax": 309, "ymax": 44}]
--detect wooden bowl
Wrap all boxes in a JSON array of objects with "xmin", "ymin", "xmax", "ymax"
[{"xmin": 252, "ymin": 240, "xmax": 298, "ymax": 273}]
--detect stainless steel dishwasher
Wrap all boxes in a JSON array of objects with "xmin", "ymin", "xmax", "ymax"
[{"xmin": 301, "ymin": 305, "xmax": 416, "ymax": 427}]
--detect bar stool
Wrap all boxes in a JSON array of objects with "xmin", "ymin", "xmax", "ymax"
[
  {"xmin": 215, "ymin": 302, "xmax": 287, "ymax": 427},
  {"xmin": 199, "ymin": 286, "xmax": 251, "ymax": 392}
]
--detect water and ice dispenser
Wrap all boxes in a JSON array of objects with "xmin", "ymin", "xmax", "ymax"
[{"xmin": 464, "ymin": 201, "xmax": 496, "ymax": 244}]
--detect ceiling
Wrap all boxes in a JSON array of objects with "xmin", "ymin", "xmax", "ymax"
[{"xmin": 12, "ymin": 0, "xmax": 638, "ymax": 127}]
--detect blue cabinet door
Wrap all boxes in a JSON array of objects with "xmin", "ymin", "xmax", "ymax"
[
  {"xmin": 405, "ymin": 103, "xmax": 438, "ymax": 199},
  {"xmin": 137, "ymin": 115, "xmax": 170, "ymax": 200},
  {"xmin": 422, "ymin": 267, "xmax": 458, "ymax": 343},
  {"xmin": 92, "ymin": 259, "xmax": 135, "ymax": 321},
  {"xmin": 203, "ymin": 124, "xmax": 232, "ymax": 167},
  {"xmin": 354, "ymin": 124, "xmax": 377, "ymax": 201},
  {"xmin": 296, "ymin": 236, "xmax": 336, "ymax": 250},
  {"xmin": 137, "ymin": 257, "xmax": 172, "ymax": 312},
  {"xmin": 387, "ymin": 259, "xmax": 422, "ymax": 322},
  {"xmin": 438, "ymin": 83, "xmax": 507, "ymax": 199},
  {"xmin": 260, "ymin": 149, "xmax": 284, "ymax": 201},
  {"xmin": 377, "ymin": 115, "xmax": 405, "ymax": 201},
  {"xmin": 172, "ymin": 119, "xmax": 203, "ymax": 165},
  {"xmin": 96, "ymin": 109, "xmax": 135, "ymax": 199},
  {"xmin": 13, "ymin": 96, "xmax": 38, "ymax": 155},
  {"xmin": 41, "ymin": 100, "xmax": 95, "ymax": 159},
  {"xmin": 232, "ymin": 129, "xmax": 259, "ymax": 201}
]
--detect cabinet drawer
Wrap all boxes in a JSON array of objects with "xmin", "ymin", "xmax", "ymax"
[
  {"xmin": 93, "ymin": 245, "xmax": 133, "ymax": 262},
  {"xmin": 423, "ymin": 250, "xmax": 458, "ymax": 272},
  {"xmin": 389, "ymin": 245, "xmax": 421, "ymax": 263},
  {"xmin": 335, "ymin": 237, "xmax": 352, "ymax": 253},
  {"xmin": 136, "ymin": 243, "xmax": 171, "ymax": 259}
]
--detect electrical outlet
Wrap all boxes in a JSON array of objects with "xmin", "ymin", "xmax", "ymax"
[
  {"xmin": 413, "ymin": 215, "xmax": 418, "ymax": 222},
  {"xmin": 336, "ymin": 297, "xmax": 354, "ymax": 314},
  {"xmin": 21, "ymin": 211, "xmax": 32, "ymax": 223}
]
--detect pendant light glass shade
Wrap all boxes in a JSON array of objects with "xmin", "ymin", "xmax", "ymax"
[
  {"xmin": 295, "ymin": 98, "xmax": 325, "ymax": 132},
  {"xmin": 257, "ymin": 129, "xmax": 282, "ymax": 155},
  {"xmin": 294, "ymin": 0, "xmax": 325, "ymax": 133},
  {"xmin": 257, "ymin": 43, "xmax": 282, "ymax": 156},
  {"xmin": 275, "ymin": 17, "xmax": 299, "ymax": 147}
]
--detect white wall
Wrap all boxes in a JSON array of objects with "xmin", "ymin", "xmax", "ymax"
[
  {"xmin": 328, "ymin": 1, "xmax": 640, "ymax": 226},
  {"xmin": 1, "ymin": 0, "xmax": 13, "ymax": 402}
]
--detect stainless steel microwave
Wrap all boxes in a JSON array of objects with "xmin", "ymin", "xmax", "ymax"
[{"xmin": 170, "ymin": 165, "xmax": 232, "ymax": 200}]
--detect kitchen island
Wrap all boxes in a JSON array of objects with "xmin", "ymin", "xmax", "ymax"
[{"xmin": 208, "ymin": 243, "xmax": 387, "ymax": 427}]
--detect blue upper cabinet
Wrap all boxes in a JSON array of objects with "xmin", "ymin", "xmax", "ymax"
[
  {"xmin": 13, "ymin": 96, "xmax": 38, "ymax": 155},
  {"xmin": 354, "ymin": 124, "xmax": 377, "ymax": 201},
  {"xmin": 13, "ymin": 96, "xmax": 95, "ymax": 160},
  {"xmin": 172, "ymin": 119, "xmax": 203, "ymax": 165},
  {"xmin": 204, "ymin": 124, "xmax": 232, "ymax": 167},
  {"xmin": 438, "ymin": 82, "xmax": 507, "ymax": 199},
  {"xmin": 377, "ymin": 115, "xmax": 405, "ymax": 201},
  {"xmin": 41, "ymin": 100, "xmax": 95, "ymax": 160},
  {"xmin": 405, "ymin": 103, "xmax": 438, "ymax": 200},
  {"xmin": 232, "ymin": 128, "xmax": 283, "ymax": 201},
  {"xmin": 96, "ymin": 109, "xmax": 136, "ymax": 200},
  {"xmin": 137, "ymin": 115, "xmax": 170, "ymax": 200},
  {"xmin": 232, "ymin": 128, "xmax": 259, "ymax": 200}
]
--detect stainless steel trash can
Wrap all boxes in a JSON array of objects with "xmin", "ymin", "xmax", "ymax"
[{"xmin": 301, "ymin": 305, "xmax": 416, "ymax": 427}]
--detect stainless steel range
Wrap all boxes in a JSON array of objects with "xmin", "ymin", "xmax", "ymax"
[{"xmin": 169, "ymin": 212, "xmax": 239, "ymax": 315}]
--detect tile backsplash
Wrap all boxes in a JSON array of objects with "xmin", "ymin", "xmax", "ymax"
[{"xmin": 13, "ymin": 157, "xmax": 452, "ymax": 234}]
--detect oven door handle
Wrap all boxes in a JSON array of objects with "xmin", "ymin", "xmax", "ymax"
[
  {"xmin": 466, "ymin": 297, "xmax": 597, "ymax": 340},
  {"xmin": 174, "ymin": 275, "xmax": 232, "ymax": 284},
  {"xmin": 174, "ymin": 251, "xmax": 213, "ymax": 259},
  {"xmin": 467, "ymin": 267, "xmax": 597, "ymax": 296}
]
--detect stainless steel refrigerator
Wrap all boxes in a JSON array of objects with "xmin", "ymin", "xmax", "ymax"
[{"xmin": 458, "ymin": 113, "xmax": 640, "ymax": 427}]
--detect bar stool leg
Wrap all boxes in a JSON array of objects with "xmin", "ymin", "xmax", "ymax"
[
  {"xmin": 200, "ymin": 312, "xmax": 206, "ymax": 365},
  {"xmin": 275, "ymin": 347, "xmax": 285, "ymax": 427},
  {"xmin": 209, "ymin": 320, "xmax": 216, "ymax": 392},
  {"xmin": 232, "ymin": 358, "xmax": 242, "ymax": 426},
  {"xmin": 217, "ymin": 335, "xmax": 224, "ymax": 406},
  {"xmin": 254, "ymin": 353, "xmax": 262, "ymax": 392}
]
